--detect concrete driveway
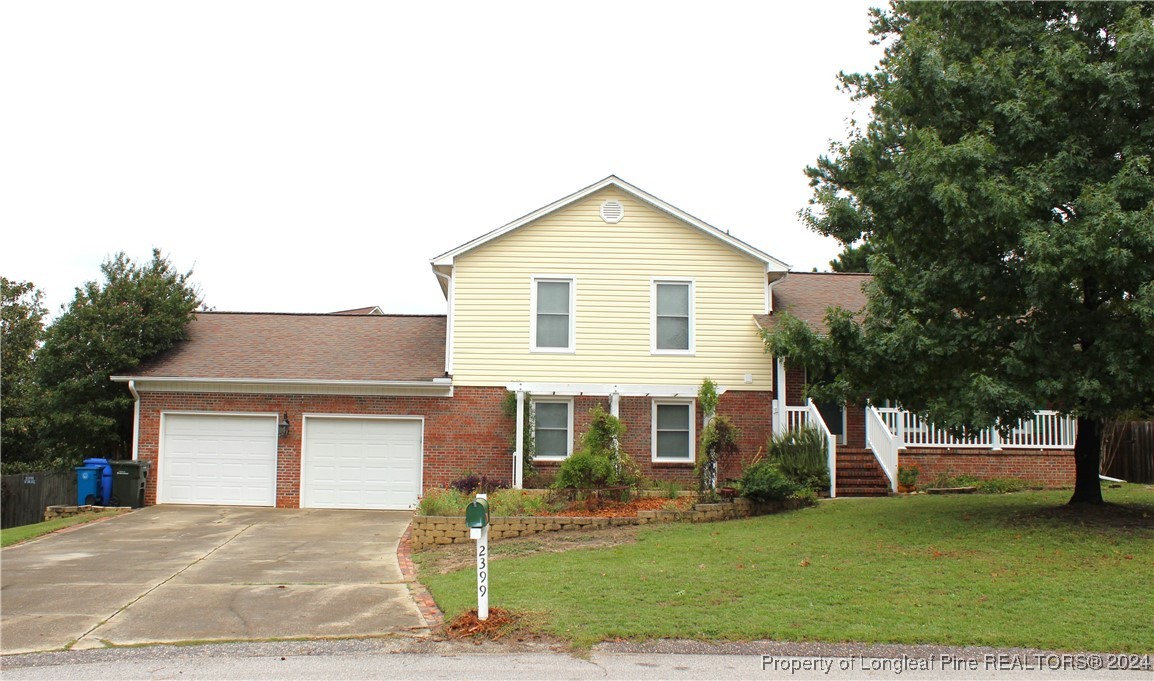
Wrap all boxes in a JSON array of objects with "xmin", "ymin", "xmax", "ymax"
[{"xmin": 1, "ymin": 506, "xmax": 427, "ymax": 655}]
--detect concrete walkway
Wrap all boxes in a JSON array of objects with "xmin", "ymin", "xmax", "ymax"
[{"xmin": 1, "ymin": 506, "xmax": 426, "ymax": 655}]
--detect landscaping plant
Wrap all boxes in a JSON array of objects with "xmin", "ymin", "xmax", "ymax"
[
  {"xmin": 738, "ymin": 461, "xmax": 799, "ymax": 503},
  {"xmin": 553, "ymin": 405, "xmax": 640, "ymax": 492},
  {"xmin": 765, "ymin": 426, "xmax": 830, "ymax": 494}
]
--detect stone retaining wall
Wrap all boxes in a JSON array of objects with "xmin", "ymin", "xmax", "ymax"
[{"xmin": 411, "ymin": 497, "xmax": 808, "ymax": 549}]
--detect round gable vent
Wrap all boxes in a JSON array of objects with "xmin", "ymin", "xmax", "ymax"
[{"xmin": 600, "ymin": 200, "xmax": 624, "ymax": 224}]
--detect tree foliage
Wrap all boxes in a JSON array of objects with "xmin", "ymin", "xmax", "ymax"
[
  {"xmin": 35, "ymin": 250, "xmax": 202, "ymax": 462},
  {"xmin": 1, "ymin": 278, "xmax": 47, "ymax": 463},
  {"xmin": 829, "ymin": 241, "xmax": 875, "ymax": 273},
  {"xmin": 771, "ymin": 2, "xmax": 1154, "ymax": 504}
]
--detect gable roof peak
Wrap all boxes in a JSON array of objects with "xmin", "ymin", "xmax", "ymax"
[{"xmin": 429, "ymin": 176, "xmax": 790, "ymax": 273}]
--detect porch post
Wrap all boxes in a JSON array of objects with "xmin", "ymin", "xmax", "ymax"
[
  {"xmin": 610, "ymin": 389, "xmax": 620, "ymax": 418},
  {"xmin": 774, "ymin": 357, "xmax": 787, "ymax": 435},
  {"xmin": 514, "ymin": 388, "xmax": 525, "ymax": 489},
  {"xmin": 991, "ymin": 426, "xmax": 1002, "ymax": 451}
]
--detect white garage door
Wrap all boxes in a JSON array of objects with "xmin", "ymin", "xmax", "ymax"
[
  {"xmin": 302, "ymin": 417, "xmax": 422, "ymax": 510},
  {"xmin": 161, "ymin": 413, "xmax": 277, "ymax": 506}
]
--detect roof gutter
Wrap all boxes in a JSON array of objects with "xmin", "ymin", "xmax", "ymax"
[{"xmin": 112, "ymin": 375, "xmax": 452, "ymax": 388}]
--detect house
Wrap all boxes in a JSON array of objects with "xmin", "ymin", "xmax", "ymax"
[{"xmin": 112, "ymin": 176, "xmax": 1075, "ymax": 510}]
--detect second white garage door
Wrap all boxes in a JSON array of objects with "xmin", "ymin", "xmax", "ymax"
[{"xmin": 301, "ymin": 416, "xmax": 423, "ymax": 510}]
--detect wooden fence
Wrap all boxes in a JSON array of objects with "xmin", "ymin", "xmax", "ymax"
[
  {"xmin": 1102, "ymin": 421, "xmax": 1154, "ymax": 484},
  {"xmin": 1, "ymin": 471, "xmax": 77, "ymax": 529}
]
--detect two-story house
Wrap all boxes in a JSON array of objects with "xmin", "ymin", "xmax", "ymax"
[
  {"xmin": 115, "ymin": 177, "xmax": 792, "ymax": 509},
  {"xmin": 114, "ymin": 176, "xmax": 1076, "ymax": 510}
]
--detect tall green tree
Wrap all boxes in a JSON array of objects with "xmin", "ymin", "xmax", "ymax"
[
  {"xmin": 36, "ymin": 250, "xmax": 202, "ymax": 461},
  {"xmin": 767, "ymin": 2, "xmax": 1154, "ymax": 504},
  {"xmin": 829, "ymin": 241, "xmax": 874, "ymax": 273},
  {"xmin": 1, "ymin": 278, "xmax": 47, "ymax": 464}
]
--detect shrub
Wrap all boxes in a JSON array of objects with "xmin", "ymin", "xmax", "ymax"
[
  {"xmin": 449, "ymin": 473, "xmax": 507, "ymax": 495},
  {"xmin": 553, "ymin": 450, "xmax": 616, "ymax": 489},
  {"xmin": 489, "ymin": 489, "xmax": 557, "ymax": 516},
  {"xmin": 553, "ymin": 404, "xmax": 641, "ymax": 490},
  {"xmin": 417, "ymin": 488, "xmax": 469, "ymax": 516},
  {"xmin": 766, "ymin": 426, "xmax": 830, "ymax": 493},
  {"xmin": 898, "ymin": 465, "xmax": 920, "ymax": 488},
  {"xmin": 738, "ymin": 461, "xmax": 799, "ymax": 503}
]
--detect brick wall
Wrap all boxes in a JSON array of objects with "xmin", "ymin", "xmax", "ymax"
[
  {"xmin": 136, "ymin": 387, "xmax": 512, "ymax": 508},
  {"xmin": 531, "ymin": 391, "xmax": 773, "ymax": 487},
  {"xmin": 136, "ymin": 387, "xmax": 775, "ymax": 507},
  {"xmin": 899, "ymin": 448, "xmax": 1075, "ymax": 488}
]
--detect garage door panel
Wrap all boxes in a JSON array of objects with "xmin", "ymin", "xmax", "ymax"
[
  {"xmin": 303, "ymin": 417, "xmax": 422, "ymax": 510},
  {"xmin": 161, "ymin": 414, "xmax": 277, "ymax": 507}
]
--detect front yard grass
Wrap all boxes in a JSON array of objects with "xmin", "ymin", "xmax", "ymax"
[
  {"xmin": 419, "ymin": 485, "xmax": 1153, "ymax": 652},
  {"xmin": 1, "ymin": 510, "xmax": 125, "ymax": 548}
]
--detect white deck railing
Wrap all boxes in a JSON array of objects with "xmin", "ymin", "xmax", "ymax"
[
  {"xmin": 865, "ymin": 406, "xmax": 899, "ymax": 493},
  {"xmin": 875, "ymin": 408, "xmax": 1076, "ymax": 450}
]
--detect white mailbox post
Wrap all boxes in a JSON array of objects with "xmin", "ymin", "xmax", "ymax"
[{"xmin": 465, "ymin": 493, "xmax": 490, "ymax": 620}]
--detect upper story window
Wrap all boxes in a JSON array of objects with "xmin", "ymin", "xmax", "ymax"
[
  {"xmin": 652, "ymin": 279, "xmax": 694, "ymax": 353},
  {"xmin": 533, "ymin": 399, "xmax": 573, "ymax": 460},
  {"xmin": 652, "ymin": 400, "xmax": 695, "ymax": 462},
  {"xmin": 532, "ymin": 277, "xmax": 575, "ymax": 352}
]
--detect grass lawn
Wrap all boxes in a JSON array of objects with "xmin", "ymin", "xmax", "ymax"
[
  {"xmin": 1, "ymin": 510, "xmax": 126, "ymax": 548},
  {"xmin": 419, "ymin": 485, "xmax": 1153, "ymax": 652}
]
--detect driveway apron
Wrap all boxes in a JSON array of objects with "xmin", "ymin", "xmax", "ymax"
[{"xmin": 1, "ymin": 506, "xmax": 427, "ymax": 654}]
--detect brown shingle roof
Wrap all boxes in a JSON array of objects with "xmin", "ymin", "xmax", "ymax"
[
  {"xmin": 131, "ymin": 312, "xmax": 446, "ymax": 382},
  {"xmin": 755, "ymin": 272, "xmax": 871, "ymax": 335}
]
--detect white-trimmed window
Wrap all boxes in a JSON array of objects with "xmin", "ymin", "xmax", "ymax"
[
  {"xmin": 531, "ymin": 277, "xmax": 575, "ymax": 352},
  {"xmin": 533, "ymin": 399, "xmax": 573, "ymax": 460},
  {"xmin": 652, "ymin": 400, "xmax": 695, "ymax": 462},
  {"xmin": 652, "ymin": 279, "xmax": 694, "ymax": 353}
]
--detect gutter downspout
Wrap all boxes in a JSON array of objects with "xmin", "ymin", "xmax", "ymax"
[
  {"xmin": 766, "ymin": 271, "xmax": 789, "ymax": 434},
  {"xmin": 128, "ymin": 380, "xmax": 141, "ymax": 461}
]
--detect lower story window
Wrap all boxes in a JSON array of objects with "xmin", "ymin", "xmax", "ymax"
[
  {"xmin": 652, "ymin": 400, "xmax": 694, "ymax": 462},
  {"xmin": 534, "ymin": 400, "xmax": 572, "ymax": 460}
]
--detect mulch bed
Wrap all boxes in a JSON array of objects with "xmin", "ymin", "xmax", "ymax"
[
  {"xmin": 556, "ymin": 495, "xmax": 694, "ymax": 518},
  {"xmin": 446, "ymin": 608, "xmax": 518, "ymax": 640}
]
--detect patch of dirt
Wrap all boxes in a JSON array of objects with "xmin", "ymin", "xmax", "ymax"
[{"xmin": 416, "ymin": 524, "xmax": 641, "ymax": 575}]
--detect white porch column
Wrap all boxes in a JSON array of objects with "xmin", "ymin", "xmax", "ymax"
[
  {"xmin": 991, "ymin": 426, "xmax": 1003, "ymax": 451},
  {"xmin": 514, "ymin": 388, "xmax": 525, "ymax": 489},
  {"xmin": 610, "ymin": 389, "xmax": 620, "ymax": 418},
  {"xmin": 774, "ymin": 357, "xmax": 787, "ymax": 435}
]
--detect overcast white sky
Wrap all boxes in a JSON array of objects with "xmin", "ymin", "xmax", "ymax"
[{"xmin": 1, "ymin": 1, "xmax": 883, "ymax": 317}]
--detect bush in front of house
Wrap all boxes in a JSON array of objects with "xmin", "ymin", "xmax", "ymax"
[
  {"xmin": 766, "ymin": 426, "xmax": 830, "ymax": 494},
  {"xmin": 738, "ymin": 461, "xmax": 800, "ymax": 503},
  {"xmin": 553, "ymin": 404, "xmax": 641, "ymax": 491},
  {"xmin": 417, "ymin": 487, "xmax": 560, "ymax": 516},
  {"xmin": 449, "ymin": 473, "xmax": 507, "ymax": 495}
]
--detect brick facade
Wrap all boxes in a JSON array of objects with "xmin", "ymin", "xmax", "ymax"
[
  {"xmin": 524, "ymin": 390, "xmax": 773, "ymax": 488},
  {"xmin": 136, "ymin": 387, "xmax": 513, "ymax": 508},
  {"xmin": 899, "ymin": 448, "xmax": 1075, "ymax": 488},
  {"xmin": 135, "ymin": 387, "xmax": 774, "ymax": 507}
]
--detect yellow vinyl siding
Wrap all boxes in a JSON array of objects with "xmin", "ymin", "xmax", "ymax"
[{"xmin": 451, "ymin": 188, "xmax": 773, "ymax": 389}]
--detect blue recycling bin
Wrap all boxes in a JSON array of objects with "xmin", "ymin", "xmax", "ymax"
[
  {"xmin": 76, "ymin": 466, "xmax": 103, "ymax": 506},
  {"xmin": 82, "ymin": 458, "xmax": 112, "ymax": 506}
]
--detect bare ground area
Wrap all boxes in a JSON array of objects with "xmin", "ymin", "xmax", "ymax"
[{"xmin": 413, "ymin": 524, "xmax": 641, "ymax": 575}]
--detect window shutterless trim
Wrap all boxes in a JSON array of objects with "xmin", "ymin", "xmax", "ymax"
[
  {"xmin": 530, "ymin": 275, "xmax": 576, "ymax": 353},
  {"xmin": 532, "ymin": 397, "xmax": 574, "ymax": 460},
  {"xmin": 651, "ymin": 398, "xmax": 696, "ymax": 463},
  {"xmin": 650, "ymin": 278, "xmax": 695, "ymax": 355}
]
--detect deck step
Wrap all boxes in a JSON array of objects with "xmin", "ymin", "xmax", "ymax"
[{"xmin": 834, "ymin": 448, "xmax": 891, "ymax": 497}]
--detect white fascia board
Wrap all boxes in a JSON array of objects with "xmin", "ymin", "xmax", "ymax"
[
  {"xmin": 429, "ymin": 175, "xmax": 792, "ymax": 272},
  {"xmin": 504, "ymin": 381, "xmax": 725, "ymax": 398}
]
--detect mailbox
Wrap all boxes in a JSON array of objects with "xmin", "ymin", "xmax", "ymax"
[{"xmin": 465, "ymin": 496, "xmax": 490, "ymax": 529}]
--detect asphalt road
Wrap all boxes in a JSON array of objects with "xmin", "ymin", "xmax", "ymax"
[{"xmin": 3, "ymin": 639, "xmax": 1150, "ymax": 680}]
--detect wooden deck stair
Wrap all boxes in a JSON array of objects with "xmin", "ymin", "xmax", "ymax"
[{"xmin": 836, "ymin": 448, "xmax": 891, "ymax": 497}]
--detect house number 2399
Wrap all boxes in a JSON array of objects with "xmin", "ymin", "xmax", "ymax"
[{"xmin": 477, "ymin": 545, "xmax": 488, "ymax": 597}]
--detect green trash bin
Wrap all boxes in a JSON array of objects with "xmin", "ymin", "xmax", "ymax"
[{"xmin": 110, "ymin": 461, "xmax": 151, "ymax": 508}]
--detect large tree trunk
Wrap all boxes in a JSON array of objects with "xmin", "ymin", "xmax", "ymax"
[{"xmin": 1068, "ymin": 416, "xmax": 1104, "ymax": 505}]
